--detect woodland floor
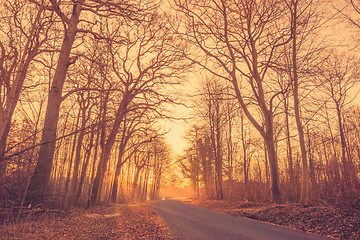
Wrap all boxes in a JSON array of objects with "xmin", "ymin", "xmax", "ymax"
[
  {"xmin": 185, "ymin": 199, "xmax": 360, "ymax": 240},
  {"xmin": 1, "ymin": 200, "xmax": 359, "ymax": 240},
  {"xmin": 0, "ymin": 203, "xmax": 173, "ymax": 240}
]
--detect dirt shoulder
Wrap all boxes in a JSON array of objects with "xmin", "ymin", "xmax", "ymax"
[
  {"xmin": 0, "ymin": 203, "xmax": 173, "ymax": 240},
  {"xmin": 184, "ymin": 199, "xmax": 360, "ymax": 240}
]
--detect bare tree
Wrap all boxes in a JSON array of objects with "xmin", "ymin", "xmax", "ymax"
[
  {"xmin": 0, "ymin": 0, "xmax": 54, "ymax": 165},
  {"xmin": 318, "ymin": 53, "xmax": 360, "ymax": 197},
  {"xmin": 176, "ymin": 0, "xmax": 293, "ymax": 202},
  {"xmin": 110, "ymin": 109, "xmax": 149, "ymax": 203},
  {"xmin": 90, "ymin": 11, "xmax": 187, "ymax": 203},
  {"xmin": 29, "ymin": 0, "xmax": 156, "ymax": 203},
  {"xmin": 200, "ymin": 78, "xmax": 226, "ymax": 200},
  {"xmin": 29, "ymin": 0, "xmax": 85, "ymax": 202}
]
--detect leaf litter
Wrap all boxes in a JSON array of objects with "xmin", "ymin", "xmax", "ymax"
[
  {"xmin": 0, "ymin": 203, "xmax": 174, "ymax": 240},
  {"xmin": 185, "ymin": 199, "xmax": 360, "ymax": 240}
]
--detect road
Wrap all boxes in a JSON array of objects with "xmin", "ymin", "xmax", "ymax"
[{"xmin": 154, "ymin": 200, "xmax": 331, "ymax": 240}]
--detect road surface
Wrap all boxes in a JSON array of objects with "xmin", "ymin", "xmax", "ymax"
[{"xmin": 154, "ymin": 200, "xmax": 331, "ymax": 240}]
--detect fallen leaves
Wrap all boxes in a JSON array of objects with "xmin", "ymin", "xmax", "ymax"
[
  {"xmin": 186, "ymin": 199, "xmax": 360, "ymax": 240},
  {"xmin": 0, "ymin": 203, "xmax": 173, "ymax": 240}
]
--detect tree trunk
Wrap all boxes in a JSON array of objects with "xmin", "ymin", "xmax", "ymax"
[
  {"xmin": 230, "ymin": 63, "xmax": 281, "ymax": 202},
  {"xmin": 69, "ymin": 103, "xmax": 88, "ymax": 205},
  {"xmin": 307, "ymin": 128, "xmax": 316, "ymax": 201},
  {"xmin": 110, "ymin": 145, "xmax": 126, "ymax": 203},
  {"xmin": 284, "ymin": 96, "xmax": 294, "ymax": 200},
  {"xmin": 131, "ymin": 166, "xmax": 142, "ymax": 200},
  {"xmin": 264, "ymin": 142, "xmax": 269, "ymax": 188},
  {"xmin": 29, "ymin": 2, "xmax": 84, "ymax": 202},
  {"xmin": 325, "ymin": 104, "xmax": 341, "ymax": 186},
  {"xmin": 214, "ymin": 103, "xmax": 223, "ymax": 200},
  {"xmin": 76, "ymin": 129, "xmax": 94, "ymax": 202},
  {"xmin": 0, "ymin": 123, "xmax": 11, "ymax": 174},
  {"xmin": 264, "ymin": 113, "xmax": 281, "ymax": 203},
  {"xmin": 241, "ymin": 114, "xmax": 249, "ymax": 201},
  {"xmin": 91, "ymin": 93, "xmax": 133, "ymax": 203},
  {"xmin": 62, "ymin": 113, "xmax": 81, "ymax": 208},
  {"xmin": 265, "ymin": 135, "xmax": 281, "ymax": 203},
  {"xmin": 336, "ymin": 102, "xmax": 351, "ymax": 195},
  {"xmin": 291, "ymin": 2, "xmax": 309, "ymax": 205},
  {"xmin": 87, "ymin": 119, "xmax": 101, "ymax": 208},
  {"xmin": 227, "ymin": 102, "xmax": 234, "ymax": 199}
]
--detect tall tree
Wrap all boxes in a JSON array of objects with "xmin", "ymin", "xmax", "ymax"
[
  {"xmin": 0, "ymin": 0, "xmax": 53, "ymax": 165},
  {"xmin": 176, "ymin": 0, "xmax": 292, "ymax": 202},
  {"xmin": 203, "ymin": 79, "xmax": 225, "ymax": 200},
  {"xmin": 91, "ymin": 11, "xmax": 187, "ymax": 203},
  {"xmin": 29, "ymin": 0, "xmax": 149, "ymax": 203},
  {"xmin": 29, "ymin": 0, "xmax": 85, "ymax": 202},
  {"xmin": 284, "ymin": 0, "xmax": 326, "ymax": 204},
  {"xmin": 319, "ymin": 53, "xmax": 360, "ymax": 197}
]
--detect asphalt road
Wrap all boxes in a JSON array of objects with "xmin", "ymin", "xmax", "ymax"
[{"xmin": 154, "ymin": 200, "xmax": 332, "ymax": 240}]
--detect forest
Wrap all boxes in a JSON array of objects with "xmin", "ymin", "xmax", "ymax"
[{"xmin": 0, "ymin": 0, "xmax": 360, "ymax": 218}]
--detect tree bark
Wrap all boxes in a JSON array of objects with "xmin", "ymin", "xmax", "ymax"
[
  {"xmin": 69, "ymin": 100, "xmax": 88, "ymax": 205},
  {"xmin": 110, "ymin": 144, "xmax": 126, "ymax": 203},
  {"xmin": 0, "ymin": 123, "xmax": 11, "ymax": 174},
  {"xmin": 336, "ymin": 102, "xmax": 351, "ymax": 194},
  {"xmin": 291, "ymin": 1, "xmax": 309, "ymax": 205},
  {"xmin": 76, "ymin": 128, "xmax": 94, "ymax": 202},
  {"xmin": 91, "ymin": 93, "xmax": 133, "ymax": 203},
  {"xmin": 241, "ymin": 113, "xmax": 249, "ymax": 201},
  {"xmin": 29, "ymin": 1, "xmax": 84, "ymax": 202},
  {"xmin": 284, "ymin": 96, "xmax": 295, "ymax": 200},
  {"xmin": 264, "ymin": 116, "xmax": 281, "ymax": 203}
]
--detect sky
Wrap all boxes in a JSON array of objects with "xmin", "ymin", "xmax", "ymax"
[
  {"xmin": 161, "ymin": 78, "xmax": 197, "ymax": 156},
  {"xmin": 162, "ymin": 115, "xmax": 189, "ymax": 156}
]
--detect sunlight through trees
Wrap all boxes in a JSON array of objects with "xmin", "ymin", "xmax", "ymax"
[{"xmin": 0, "ymin": 0, "xmax": 359, "ymax": 211}]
